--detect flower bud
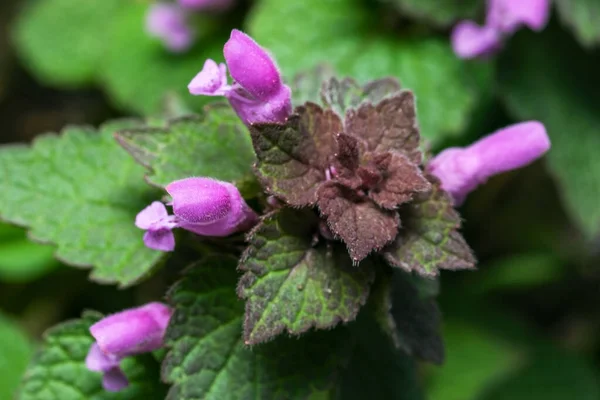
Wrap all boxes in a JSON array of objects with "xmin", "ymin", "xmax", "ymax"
[
  {"xmin": 86, "ymin": 302, "xmax": 172, "ymax": 392},
  {"xmin": 146, "ymin": 3, "xmax": 195, "ymax": 53},
  {"xmin": 188, "ymin": 30, "xmax": 292, "ymax": 125},
  {"xmin": 90, "ymin": 302, "xmax": 172, "ymax": 358},
  {"xmin": 166, "ymin": 177, "xmax": 258, "ymax": 236},
  {"xmin": 223, "ymin": 29, "xmax": 283, "ymax": 100},
  {"xmin": 428, "ymin": 121, "xmax": 550, "ymax": 205}
]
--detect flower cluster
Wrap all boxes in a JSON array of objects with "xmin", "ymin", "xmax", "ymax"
[
  {"xmin": 85, "ymin": 303, "xmax": 172, "ymax": 391},
  {"xmin": 451, "ymin": 0, "xmax": 550, "ymax": 59}
]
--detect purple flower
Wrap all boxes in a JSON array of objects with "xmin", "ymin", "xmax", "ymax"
[
  {"xmin": 136, "ymin": 177, "xmax": 258, "ymax": 251},
  {"xmin": 86, "ymin": 302, "xmax": 172, "ymax": 392},
  {"xmin": 146, "ymin": 3, "xmax": 195, "ymax": 53},
  {"xmin": 428, "ymin": 121, "xmax": 551, "ymax": 205},
  {"xmin": 178, "ymin": 0, "xmax": 234, "ymax": 12},
  {"xmin": 188, "ymin": 29, "xmax": 292, "ymax": 125},
  {"xmin": 451, "ymin": 0, "xmax": 550, "ymax": 59}
]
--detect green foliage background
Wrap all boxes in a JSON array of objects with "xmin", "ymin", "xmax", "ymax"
[{"xmin": 1, "ymin": 0, "xmax": 600, "ymax": 399}]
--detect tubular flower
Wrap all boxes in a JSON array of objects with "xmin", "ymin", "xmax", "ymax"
[
  {"xmin": 85, "ymin": 302, "xmax": 173, "ymax": 392},
  {"xmin": 188, "ymin": 29, "xmax": 292, "ymax": 125},
  {"xmin": 136, "ymin": 177, "xmax": 258, "ymax": 251},
  {"xmin": 428, "ymin": 121, "xmax": 551, "ymax": 205},
  {"xmin": 146, "ymin": 3, "xmax": 195, "ymax": 53},
  {"xmin": 451, "ymin": 0, "xmax": 550, "ymax": 59}
]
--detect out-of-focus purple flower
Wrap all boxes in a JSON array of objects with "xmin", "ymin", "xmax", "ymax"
[
  {"xmin": 487, "ymin": 0, "xmax": 550, "ymax": 33},
  {"xmin": 146, "ymin": 3, "xmax": 195, "ymax": 53},
  {"xmin": 428, "ymin": 121, "xmax": 550, "ymax": 205},
  {"xmin": 188, "ymin": 29, "xmax": 292, "ymax": 125},
  {"xmin": 136, "ymin": 177, "xmax": 258, "ymax": 251},
  {"xmin": 451, "ymin": 0, "xmax": 550, "ymax": 59},
  {"xmin": 451, "ymin": 21, "xmax": 503, "ymax": 59},
  {"xmin": 178, "ymin": 0, "xmax": 234, "ymax": 12},
  {"xmin": 86, "ymin": 303, "xmax": 173, "ymax": 392}
]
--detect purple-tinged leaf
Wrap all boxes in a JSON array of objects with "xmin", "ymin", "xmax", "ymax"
[
  {"xmin": 345, "ymin": 92, "xmax": 422, "ymax": 163},
  {"xmin": 384, "ymin": 176, "xmax": 476, "ymax": 277},
  {"xmin": 317, "ymin": 182, "xmax": 399, "ymax": 262},
  {"xmin": 250, "ymin": 103, "xmax": 342, "ymax": 206}
]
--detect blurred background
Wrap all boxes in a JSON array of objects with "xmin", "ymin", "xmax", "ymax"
[{"xmin": 1, "ymin": 0, "xmax": 599, "ymax": 399}]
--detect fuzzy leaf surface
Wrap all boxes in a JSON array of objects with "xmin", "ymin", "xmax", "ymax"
[
  {"xmin": 17, "ymin": 312, "xmax": 165, "ymax": 400},
  {"xmin": 345, "ymin": 92, "xmax": 422, "ymax": 163},
  {"xmin": 556, "ymin": 0, "xmax": 600, "ymax": 47},
  {"xmin": 0, "ymin": 120, "xmax": 164, "ymax": 286},
  {"xmin": 318, "ymin": 182, "xmax": 400, "ymax": 262},
  {"xmin": 384, "ymin": 177, "xmax": 475, "ymax": 276},
  {"xmin": 238, "ymin": 209, "xmax": 374, "ymax": 344},
  {"xmin": 116, "ymin": 105, "xmax": 256, "ymax": 196},
  {"xmin": 251, "ymin": 103, "xmax": 342, "ymax": 205},
  {"xmin": 499, "ymin": 27, "xmax": 600, "ymax": 238},
  {"xmin": 386, "ymin": 0, "xmax": 482, "ymax": 27},
  {"xmin": 249, "ymin": 0, "xmax": 491, "ymax": 142},
  {"xmin": 321, "ymin": 76, "xmax": 401, "ymax": 118},
  {"xmin": 163, "ymin": 256, "xmax": 352, "ymax": 399}
]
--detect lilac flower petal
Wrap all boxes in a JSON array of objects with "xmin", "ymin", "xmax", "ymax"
[
  {"xmin": 451, "ymin": 21, "xmax": 503, "ymax": 59},
  {"xmin": 227, "ymin": 83, "xmax": 292, "ymax": 125},
  {"xmin": 90, "ymin": 302, "xmax": 173, "ymax": 358},
  {"xmin": 429, "ymin": 121, "xmax": 550, "ymax": 205},
  {"xmin": 85, "ymin": 343, "xmax": 121, "ymax": 372},
  {"xmin": 166, "ymin": 177, "xmax": 233, "ymax": 225},
  {"xmin": 428, "ymin": 148, "xmax": 482, "ymax": 205},
  {"xmin": 178, "ymin": 0, "xmax": 234, "ymax": 11},
  {"xmin": 102, "ymin": 367, "xmax": 129, "ymax": 392},
  {"xmin": 143, "ymin": 229, "xmax": 176, "ymax": 252},
  {"xmin": 223, "ymin": 29, "xmax": 283, "ymax": 100},
  {"xmin": 188, "ymin": 59, "xmax": 229, "ymax": 96},
  {"xmin": 468, "ymin": 121, "xmax": 551, "ymax": 178},
  {"xmin": 135, "ymin": 201, "xmax": 169, "ymax": 230},
  {"xmin": 146, "ymin": 3, "xmax": 195, "ymax": 53}
]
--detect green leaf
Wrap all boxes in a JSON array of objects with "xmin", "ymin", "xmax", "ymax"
[
  {"xmin": 115, "ymin": 105, "xmax": 257, "ymax": 196},
  {"xmin": 100, "ymin": 3, "xmax": 224, "ymax": 114},
  {"xmin": 291, "ymin": 65, "xmax": 335, "ymax": 106},
  {"xmin": 498, "ymin": 27, "xmax": 600, "ymax": 238},
  {"xmin": 0, "ymin": 120, "xmax": 165, "ymax": 286},
  {"xmin": 162, "ymin": 255, "xmax": 353, "ymax": 400},
  {"xmin": 337, "ymin": 311, "xmax": 424, "ymax": 400},
  {"xmin": 477, "ymin": 253, "xmax": 564, "ymax": 292},
  {"xmin": 389, "ymin": 270, "xmax": 444, "ymax": 363},
  {"xmin": 248, "ymin": 0, "xmax": 491, "ymax": 142},
  {"xmin": 482, "ymin": 349, "xmax": 600, "ymax": 400},
  {"xmin": 0, "ymin": 223, "xmax": 59, "ymax": 282},
  {"xmin": 384, "ymin": 0, "xmax": 482, "ymax": 27},
  {"xmin": 250, "ymin": 103, "xmax": 341, "ymax": 206},
  {"xmin": 238, "ymin": 208, "xmax": 375, "ymax": 345},
  {"xmin": 0, "ymin": 314, "xmax": 33, "ymax": 400},
  {"xmin": 12, "ymin": 0, "xmax": 122, "ymax": 86},
  {"xmin": 17, "ymin": 312, "xmax": 166, "ymax": 400},
  {"xmin": 426, "ymin": 320, "xmax": 521, "ymax": 400},
  {"xmin": 556, "ymin": 0, "xmax": 600, "ymax": 47},
  {"xmin": 384, "ymin": 176, "xmax": 476, "ymax": 277}
]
